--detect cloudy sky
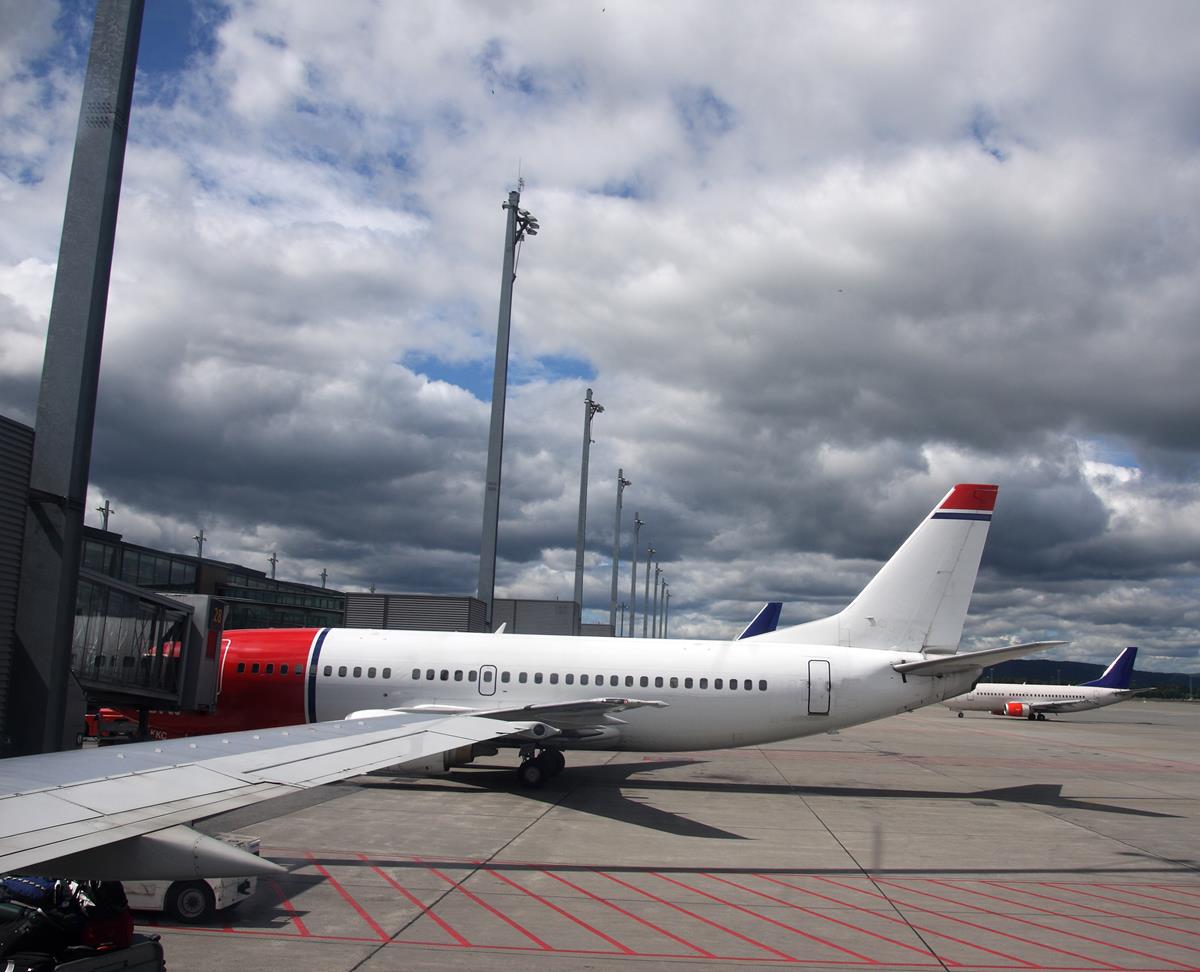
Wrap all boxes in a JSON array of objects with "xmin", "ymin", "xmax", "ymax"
[{"xmin": 2, "ymin": 1, "xmax": 1198, "ymax": 671}]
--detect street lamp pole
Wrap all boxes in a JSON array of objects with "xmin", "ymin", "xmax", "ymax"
[
  {"xmin": 628, "ymin": 513, "xmax": 643, "ymax": 638},
  {"xmin": 652, "ymin": 563, "xmax": 662, "ymax": 637},
  {"xmin": 573, "ymin": 388, "xmax": 604, "ymax": 633},
  {"xmin": 478, "ymin": 187, "xmax": 538, "ymax": 627},
  {"xmin": 96, "ymin": 499, "xmax": 114, "ymax": 531},
  {"xmin": 609, "ymin": 469, "xmax": 631, "ymax": 630},
  {"xmin": 664, "ymin": 589, "xmax": 671, "ymax": 638},
  {"xmin": 642, "ymin": 545, "xmax": 655, "ymax": 637}
]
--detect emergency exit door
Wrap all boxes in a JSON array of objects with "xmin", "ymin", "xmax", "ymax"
[{"xmin": 808, "ymin": 659, "xmax": 831, "ymax": 715}]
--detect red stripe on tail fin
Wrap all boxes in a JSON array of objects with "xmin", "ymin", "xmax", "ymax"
[{"xmin": 941, "ymin": 484, "xmax": 998, "ymax": 512}]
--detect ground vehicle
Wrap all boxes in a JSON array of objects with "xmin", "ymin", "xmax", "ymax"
[
  {"xmin": 78, "ymin": 709, "xmax": 138, "ymax": 745},
  {"xmin": 123, "ymin": 834, "xmax": 260, "ymax": 924}
]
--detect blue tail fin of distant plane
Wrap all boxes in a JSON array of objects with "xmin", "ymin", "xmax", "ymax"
[
  {"xmin": 737, "ymin": 602, "xmax": 782, "ymax": 640},
  {"xmin": 1081, "ymin": 646, "xmax": 1137, "ymax": 688}
]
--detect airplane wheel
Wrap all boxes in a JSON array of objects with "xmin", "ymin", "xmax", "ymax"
[
  {"xmin": 956, "ymin": 712, "xmax": 964, "ymax": 718},
  {"xmin": 1036, "ymin": 713, "xmax": 1046, "ymax": 721},
  {"xmin": 1028, "ymin": 713, "xmax": 1036, "ymax": 720},
  {"xmin": 166, "ymin": 880, "xmax": 216, "ymax": 924},
  {"xmin": 517, "ymin": 760, "xmax": 544, "ymax": 788},
  {"xmin": 538, "ymin": 749, "xmax": 566, "ymax": 776}
]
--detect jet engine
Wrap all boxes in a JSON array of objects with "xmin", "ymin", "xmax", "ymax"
[
  {"xmin": 396, "ymin": 743, "xmax": 481, "ymax": 775},
  {"xmin": 1001, "ymin": 701, "xmax": 1032, "ymax": 718}
]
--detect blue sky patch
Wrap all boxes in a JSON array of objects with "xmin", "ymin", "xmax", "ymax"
[
  {"xmin": 674, "ymin": 85, "xmax": 736, "ymax": 145},
  {"xmin": 968, "ymin": 106, "xmax": 1008, "ymax": 162},
  {"xmin": 405, "ymin": 351, "xmax": 596, "ymax": 402}
]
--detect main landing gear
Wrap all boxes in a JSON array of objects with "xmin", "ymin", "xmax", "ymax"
[{"xmin": 517, "ymin": 747, "xmax": 566, "ymax": 787}]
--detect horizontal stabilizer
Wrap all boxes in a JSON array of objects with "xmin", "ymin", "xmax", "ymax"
[{"xmin": 894, "ymin": 641, "xmax": 1067, "ymax": 676}]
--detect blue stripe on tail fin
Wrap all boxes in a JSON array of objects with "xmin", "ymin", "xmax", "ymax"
[
  {"xmin": 1080, "ymin": 646, "xmax": 1137, "ymax": 688},
  {"xmin": 737, "ymin": 602, "xmax": 782, "ymax": 639}
]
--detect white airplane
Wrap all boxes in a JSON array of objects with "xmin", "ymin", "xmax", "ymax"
[
  {"xmin": 945, "ymin": 646, "xmax": 1145, "ymax": 720},
  {"xmin": 1, "ymin": 482, "xmax": 1060, "ymax": 880}
]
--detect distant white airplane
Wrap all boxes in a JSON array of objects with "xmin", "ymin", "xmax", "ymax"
[
  {"xmin": 945, "ymin": 646, "xmax": 1145, "ymax": 720},
  {"xmin": 1, "ymin": 483, "xmax": 1062, "ymax": 879}
]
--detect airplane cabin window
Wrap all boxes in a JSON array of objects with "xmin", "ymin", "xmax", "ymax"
[
  {"xmin": 534, "ymin": 672, "xmax": 544, "ymax": 684},
  {"xmin": 654, "ymin": 676, "xmax": 664, "ymax": 688},
  {"xmin": 295, "ymin": 665, "xmax": 303, "ymax": 676},
  {"xmin": 758, "ymin": 680, "xmax": 767, "ymax": 691},
  {"xmin": 236, "ymin": 662, "xmax": 245, "ymax": 673},
  {"xmin": 482, "ymin": 670, "xmax": 493, "ymax": 683},
  {"xmin": 550, "ymin": 673, "xmax": 559, "ymax": 684},
  {"xmin": 353, "ymin": 667, "xmax": 362, "ymax": 678},
  {"xmin": 323, "ymin": 665, "xmax": 332, "ymax": 676},
  {"xmin": 440, "ymin": 670, "xmax": 449, "ymax": 680},
  {"xmin": 610, "ymin": 675, "xmax": 619, "ymax": 687},
  {"xmin": 454, "ymin": 670, "xmax": 463, "ymax": 681},
  {"xmin": 565, "ymin": 673, "xmax": 574, "ymax": 685},
  {"xmin": 684, "ymin": 677, "xmax": 693, "ymax": 688},
  {"xmin": 426, "ymin": 669, "xmax": 435, "ymax": 680},
  {"xmin": 468, "ymin": 670, "xmax": 477, "ymax": 681},
  {"xmin": 265, "ymin": 664, "xmax": 274, "ymax": 674},
  {"xmin": 730, "ymin": 680, "xmax": 737, "ymax": 690},
  {"xmin": 700, "ymin": 678, "xmax": 708, "ymax": 688},
  {"xmin": 412, "ymin": 668, "xmax": 421, "ymax": 679},
  {"xmin": 280, "ymin": 664, "xmax": 288, "ymax": 675},
  {"xmin": 715, "ymin": 678, "xmax": 724, "ymax": 689},
  {"xmin": 382, "ymin": 668, "xmax": 391, "ymax": 679},
  {"xmin": 368, "ymin": 667, "xmax": 377, "ymax": 678},
  {"xmin": 500, "ymin": 671, "xmax": 509, "ymax": 683},
  {"xmin": 640, "ymin": 676, "xmax": 649, "ymax": 687},
  {"xmin": 580, "ymin": 674, "xmax": 589, "ymax": 685},
  {"xmin": 519, "ymin": 672, "xmax": 528, "ymax": 683},
  {"xmin": 338, "ymin": 666, "xmax": 347, "ymax": 677},
  {"xmin": 251, "ymin": 663, "xmax": 260, "ymax": 674},
  {"xmin": 625, "ymin": 675, "xmax": 634, "ymax": 687},
  {"xmin": 669, "ymin": 677, "xmax": 679, "ymax": 688}
]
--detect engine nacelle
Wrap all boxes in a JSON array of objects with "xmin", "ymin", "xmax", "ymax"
[
  {"xmin": 396, "ymin": 743, "xmax": 479, "ymax": 775},
  {"xmin": 997, "ymin": 701, "xmax": 1032, "ymax": 718}
]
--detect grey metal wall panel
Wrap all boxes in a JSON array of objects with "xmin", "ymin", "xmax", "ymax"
[
  {"xmin": 581, "ymin": 623, "xmax": 614, "ymax": 638},
  {"xmin": 344, "ymin": 593, "xmax": 386, "ymax": 627},
  {"xmin": 384, "ymin": 595, "xmax": 472, "ymax": 631},
  {"xmin": 495, "ymin": 599, "xmax": 579, "ymax": 635},
  {"xmin": 0, "ymin": 416, "xmax": 35, "ymax": 746}
]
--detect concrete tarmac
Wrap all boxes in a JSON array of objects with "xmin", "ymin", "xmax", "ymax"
[{"xmin": 151, "ymin": 700, "xmax": 1200, "ymax": 971}]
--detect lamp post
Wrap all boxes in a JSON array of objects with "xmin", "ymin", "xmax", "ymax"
[
  {"xmin": 664, "ymin": 589, "xmax": 671, "ymax": 638},
  {"xmin": 269, "ymin": 551, "xmax": 278, "ymax": 580},
  {"xmin": 618, "ymin": 601, "xmax": 626, "ymax": 637},
  {"xmin": 628, "ymin": 513, "xmax": 643, "ymax": 637},
  {"xmin": 652, "ymin": 563, "xmax": 662, "ymax": 637},
  {"xmin": 572, "ymin": 388, "xmax": 604, "ymax": 632},
  {"xmin": 193, "ymin": 528, "xmax": 206, "ymax": 560},
  {"xmin": 96, "ymin": 499, "xmax": 114, "ymax": 531},
  {"xmin": 609, "ymin": 469, "xmax": 631, "ymax": 630},
  {"xmin": 642, "ymin": 544, "xmax": 655, "ymax": 637},
  {"xmin": 478, "ymin": 187, "xmax": 538, "ymax": 627},
  {"xmin": 320, "ymin": 568, "xmax": 328, "ymax": 589}
]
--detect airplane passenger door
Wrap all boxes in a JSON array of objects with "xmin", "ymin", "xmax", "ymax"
[
  {"xmin": 478, "ymin": 664, "xmax": 497, "ymax": 697},
  {"xmin": 808, "ymin": 659, "xmax": 831, "ymax": 715}
]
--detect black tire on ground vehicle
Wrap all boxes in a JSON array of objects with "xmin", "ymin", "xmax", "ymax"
[{"xmin": 165, "ymin": 881, "xmax": 216, "ymax": 923}]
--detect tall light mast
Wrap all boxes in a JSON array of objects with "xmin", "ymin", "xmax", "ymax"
[
  {"xmin": 608, "ymin": 469, "xmax": 631, "ymax": 629},
  {"xmin": 572, "ymin": 388, "xmax": 604, "ymax": 632}
]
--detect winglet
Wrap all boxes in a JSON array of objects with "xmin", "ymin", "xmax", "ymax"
[{"xmin": 737, "ymin": 602, "xmax": 782, "ymax": 640}]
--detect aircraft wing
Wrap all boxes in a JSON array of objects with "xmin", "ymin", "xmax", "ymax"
[
  {"xmin": 0, "ymin": 712, "xmax": 552, "ymax": 880},
  {"xmin": 893, "ymin": 641, "xmax": 1068, "ymax": 676},
  {"xmin": 378, "ymin": 697, "xmax": 669, "ymax": 741}
]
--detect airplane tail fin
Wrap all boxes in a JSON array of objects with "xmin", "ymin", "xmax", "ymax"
[
  {"xmin": 756, "ymin": 484, "xmax": 997, "ymax": 653},
  {"xmin": 1080, "ymin": 647, "xmax": 1137, "ymax": 688},
  {"xmin": 736, "ymin": 602, "xmax": 782, "ymax": 640}
]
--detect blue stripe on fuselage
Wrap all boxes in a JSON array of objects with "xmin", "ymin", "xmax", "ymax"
[
  {"xmin": 306, "ymin": 628, "xmax": 331, "ymax": 723},
  {"xmin": 932, "ymin": 512, "xmax": 992, "ymax": 521}
]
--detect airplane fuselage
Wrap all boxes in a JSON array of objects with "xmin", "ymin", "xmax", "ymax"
[
  {"xmin": 945, "ymin": 682, "xmax": 1132, "ymax": 716},
  {"xmin": 148, "ymin": 627, "xmax": 979, "ymax": 750}
]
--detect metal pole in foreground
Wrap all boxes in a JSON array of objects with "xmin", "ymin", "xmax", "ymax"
[
  {"xmin": 477, "ymin": 189, "xmax": 537, "ymax": 626},
  {"xmin": 9, "ymin": 0, "xmax": 145, "ymax": 755},
  {"xmin": 608, "ymin": 469, "xmax": 631, "ymax": 629},
  {"xmin": 664, "ymin": 589, "xmax": 670, "ymax": 638},
  {"xmin": 641, "ymin": 545, "xmax": 655, "ymax": 637},
  {"xmin": 96, "ymin": 499, "xmax": 114, "ymax": 531},
  {"xmin": 628, "ymin": 513, "xmax": 643, "ymax": 637},
  {"xmin": 572, "ymin": 389, "xmax": 604, "ymax": 633},
  {"xmin": 619, "ymin": 602, "xmax": 626, "ymax": 637}
]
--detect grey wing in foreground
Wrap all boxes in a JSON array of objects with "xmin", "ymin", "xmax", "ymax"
[{"xmin": 0, "ymin": 712, "xmax": 554, "ymax": 880}]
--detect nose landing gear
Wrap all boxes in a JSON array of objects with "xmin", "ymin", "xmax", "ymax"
[{"xmin": 517, "ymin": 747, "xmax": 566, "ymax": 787}]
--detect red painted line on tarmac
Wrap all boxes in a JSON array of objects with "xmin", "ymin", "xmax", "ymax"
[
  {"xmin": 704, "ymin": 872, "xmax": 951, "ymax": 965},
  {"xmin": 267, "ymin": 878, "xmax": 311, "ymax": 937},
  {"xmin": 897, "ymin": 879, "xmax": 1187, "ymax": 969},
  {"xmin": 974, "ymin": 881, "xmax": 1200, "ymax": 950},
  {"xmin": 657, "ymin": 871, "xmax": 877, "ymax": 963},
  {"xmin": 305, "ymin": 852, "xmax": 390, "ymax": 942},
  {"xmin": 356, "ymin": 853, "xmax": 470, "ymax": 947},
  {"xmin": 599, "ymin": 870, "xmax": 799, "ymax": 962},
  {"xmin": 1045, "ymin": 882, "xmax": 1200, "ymax": 920},
  {"xmin": 1157, "ymin": 886, "xmax": 1200, "ymax": 901},
  {"xmin": 1091, "ymin": 883, "xmax": 1200, "ymax": 912},
  {"xmin": 827, "ymin": 877, "xmax": 1122, "ymax": 970},
  {"xmin": 541, "ymin": 869, "xmax": 719, "ymax": 959},
  {"xmin": 484, "ymin": 867, "xmax": 635, "ymax": 954},
  {"xmin": 420, "ymin": 860, "xmax": 551, "ymax": 950},
  {"xmin": 758, "ymin": 875, "xmax": 1035, "ymax": 968}
]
